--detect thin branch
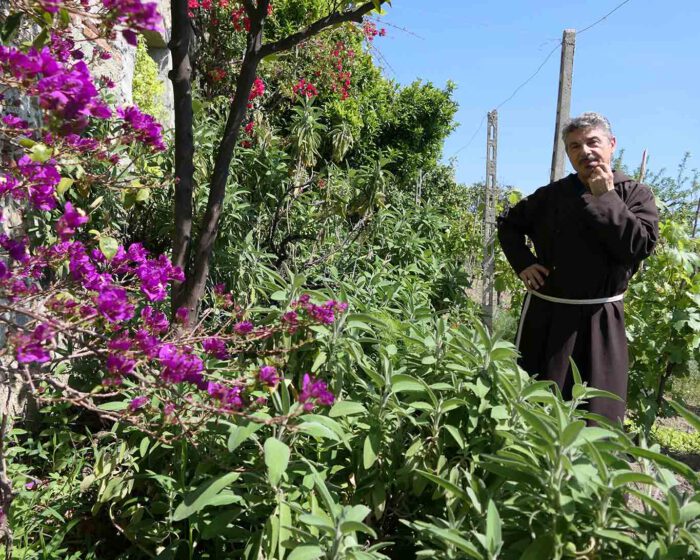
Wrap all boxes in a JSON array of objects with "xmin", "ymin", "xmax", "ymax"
[
  {"xmin": 258, "ymin": 1, "xmax": 386, "ymax": 58},
  {"xmin": 267, "ymin": 174, "xmax": 316, "ymax": 244}
]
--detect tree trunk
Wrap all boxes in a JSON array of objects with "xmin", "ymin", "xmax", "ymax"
[
  {"xmin": 177, "ymin": 24, "xmax": 264, "ymax": 323},
  {"xmin": 172, "ymin": 1, "xmax": 386, "ymax": 325},
  {"xmin": 169, "ymin": 0, "xmax": 195, "ymax": 315}
]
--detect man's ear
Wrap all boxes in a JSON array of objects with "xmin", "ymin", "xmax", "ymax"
[{"xmin": 610, "ymin": 135, "xmax": 617, "ymax": 152}]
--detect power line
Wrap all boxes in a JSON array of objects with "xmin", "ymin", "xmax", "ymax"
[
  {"xmin": 495, "ymin": 42, "xmax": 561, "ymax": 111},
  {"xmin": 449, "ymin": 0, "xmax": 633, "ymax": 159},
  {"xmin": 451, "ymin": 42, "xmax": 560, "ymax": 157},
  {"xmin": 452, "ymin": 114, "xmax": 486, "ymax": 156},
  {"xmin": 578, "ymin": 0, "xmax": 632, "ymax": 35}
]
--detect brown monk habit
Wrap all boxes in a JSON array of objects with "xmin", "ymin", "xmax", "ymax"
[{"xmin": 496, "ymin": 171, "xmax": 659, "ymax": 422}]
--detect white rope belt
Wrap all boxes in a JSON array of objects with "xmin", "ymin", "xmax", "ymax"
[
  {"xmin": 515, "ymin": 290, "xmax": 624, "ymax": 351},
  {"xmin": 527, "ymin": 290, "xmax": 624, "ymax": 305}
]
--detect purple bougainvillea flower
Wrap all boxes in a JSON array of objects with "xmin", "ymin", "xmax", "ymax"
[
  {"xmin": 56, "ymin": 202, "xmax": 89, "ymax": 240},
  {"xmin": 258, "ymin": 365, "xmax": 279, "ymax": 388},
  {"xmin": 96, "ymin": 286, "xmax": 135, "ymax": 323}
]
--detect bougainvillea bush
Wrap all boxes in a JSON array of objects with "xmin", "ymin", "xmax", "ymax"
[{"xmin": 0, "ymin": 0, "xmax": 351, "ymax": 552}]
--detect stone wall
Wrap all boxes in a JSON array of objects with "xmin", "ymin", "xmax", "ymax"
[{"xmin": 91, "ymin": 0, "xmax": 174, "ymax": 126}]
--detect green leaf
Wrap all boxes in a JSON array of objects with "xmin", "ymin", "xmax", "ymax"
[
  {"xmin": 517, "ymin": 406, "xmax": 555, "ymax": 443},
  {"xmin": 668, "ymin": 492, "xmax": 681, "ymax": 525},
  {"xmin": 302, "ymin": 462, "xmax": 337, "ymax": 518},
  {"xmin": 570, "ymin": 356, "xmax": 583, "ymax": 386},
  {"xmin": 287, "ymin": 546, "xmax": 323, "ymax": 560},
  {"xmin": 363, "ymin": 434, "xmax": 378, "ymax": 469},
  {"xmin": 422, "ymin": 526, "xmax": 481, "ymax": 558},
  {"xmin": 139, "ymin": 437, "xmax": 150, "ymax": 458},
  {"xmin": 443, "ymin": 424, "xmax": 465, "ymax": 449},
  {"xmin": 99, "ymin": 236, "xmax": 119, "ymax": 260},
  {"xmin": 264, "ymin": 438, "xmax": 290, "ymax": 487},
  {"xmin": 135, "ymin": 187, "xmax": 151, "ymax": 202},
  {"xmin": 339, "ymin": 520, "xmax": 377, "ymax": 538},
  {"xmin": 270, "ymin": 290, "xmax": 288, "ymax": 302},
  {"xmin": 227, "ymin": 420, "xmax": 265, "ymax": 452},
  {"xmin": 391, "ymin": 374, "xmax": 425, "ymax": 393},
  {"xmin": 56, "ymin": 177, "xmax": 74, "ymax": 196},
  {"xmin": 298, "ymin": 513, "xmax": 334, "ymax": 533},
  {"xmin": 172, "ymin": 472, "xmax": 239, "ymax": 522},
  {"xmin": 31, "ymin": 28, "xmax": 49, "ymax": 49},
  {"xmin": 610, "ymin": 471, "xmax": 657, "ymax": 488},
  {"xmin": 297, "ymin": 421, "xmax": 340, "ymax": 441},
  {"xmin": 578, "ymin": 386, "xmax": 623, "ymax": 401},
  {"xmin": 311, "ymin": 351, "xmax": 327, "ymax": 373},
  {"xmin": 485, "ymin": 499, "xmax": 502, "ymax": 555},
  {"xmin": 29, "ymin": 143, "xmax": 53, "ymax": 163},
  {"xmin": 79, "ymin": 474, "xmax": 95, "ymax": 493},
  {"xmin": 300, "ymin": 415, "xmax": 346, "ymax": 440},
  {"xmin": 575, "ymin": 426, "xmax": 616, "ymax": 445},
  {"xmin": 329, "ymin": 401, "xmax": 367, "ymax": 417},
  {"xmin": 680, "ymin": 502, "xmax": 700, "ymax": 523},
  {"xmin": 416, "ymin": 470, "xmax": 468, "ymax": 501},
  {"xmin": 594, "ymin": 529, "xmax": 642, "ymax": 549},
  {"xmin": 345, "ymin": 505, "xmax": 371, "ymax": 523},
  {"xmin": 97, "ymin": 401, "xmax": 128, "ymax": 411},
  {"xmin": 629, "ymin": 447, "xmax": 696, "ymax": 479},
  {"xmin": 202, "ymin": 510, "xmax": 242, "ymax": 540},
  {"xmin": 278, "ymin": 501, "xmax": 291, "ymax": 559},
  {"xmin": 561, "ymin": 420, "xmax": 586, "ymax": 448}
]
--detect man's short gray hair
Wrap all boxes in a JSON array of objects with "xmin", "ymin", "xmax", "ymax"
[{"xmin": 561, "ymin": 112, "xmax": 613, "ymax": 142}]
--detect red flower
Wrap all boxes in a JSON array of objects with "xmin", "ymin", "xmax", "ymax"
[
  {"xmin": 292, "ymin": 78, "xmax": 318, "ymax": 99},
  {"xmin": 248, "ymin": 77, "xmax": 265, "ymax": 100}
]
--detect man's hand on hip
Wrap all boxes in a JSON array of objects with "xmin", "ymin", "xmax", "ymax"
[
  {"xmin": 519, "ymin": 264, "xmax": 550, "ymax": 290},
  {"xmin": 587, "ymin": 161, "xmax": 615, "ymax": 197}
]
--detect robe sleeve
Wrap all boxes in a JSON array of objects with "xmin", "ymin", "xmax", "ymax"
[
  {"xmin": 579, "ymin": 183, "xmax": 659, "ymax": 266},
  {"xmin": 496, "ymin": 186, "xmax": 547, "ymax": 274}
]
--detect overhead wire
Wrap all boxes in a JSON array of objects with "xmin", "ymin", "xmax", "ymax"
[{"xmin": 449, "ymin": 0, "xmax": 633, "ymax": 159}]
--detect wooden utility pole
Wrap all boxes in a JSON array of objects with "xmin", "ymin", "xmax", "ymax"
[
  {"xmin": 550, "ymin": 29, "xmax": 576, "ymax": 183},
  {"xmin": 482, "ymin": 110, "xmax": 498, "ymax": 331},
  {"xmin": 638, "ymin": 149, "xmax": 648, "ymax": 183}
]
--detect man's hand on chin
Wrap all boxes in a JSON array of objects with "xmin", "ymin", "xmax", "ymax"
[{"xmin": 586, "ymin": 161, "xmax": 615, "ymax": 197}]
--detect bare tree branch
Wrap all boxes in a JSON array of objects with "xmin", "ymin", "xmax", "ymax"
[{"xmin": 258, "ymin": 1, "xmax": 386, "ymax": 58}]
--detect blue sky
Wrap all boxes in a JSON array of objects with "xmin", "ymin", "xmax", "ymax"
[{"xmin": 375, "ymin": 0, "xmax": 699, "ymax": 194}]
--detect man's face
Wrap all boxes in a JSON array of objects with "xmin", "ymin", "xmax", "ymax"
[{"xmin": 564, "ymin": 126, "xmax": 617, "ymax": 182}]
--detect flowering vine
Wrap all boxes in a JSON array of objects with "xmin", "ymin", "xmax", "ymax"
[{"xmin": 0, "ymin": 0, "xmax": 344, "ymax": 443}]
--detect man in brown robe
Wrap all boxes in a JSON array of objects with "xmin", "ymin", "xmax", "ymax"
[{"xmin": 496, "ymin": 112, "xmax": 659, "ymax": 423}]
